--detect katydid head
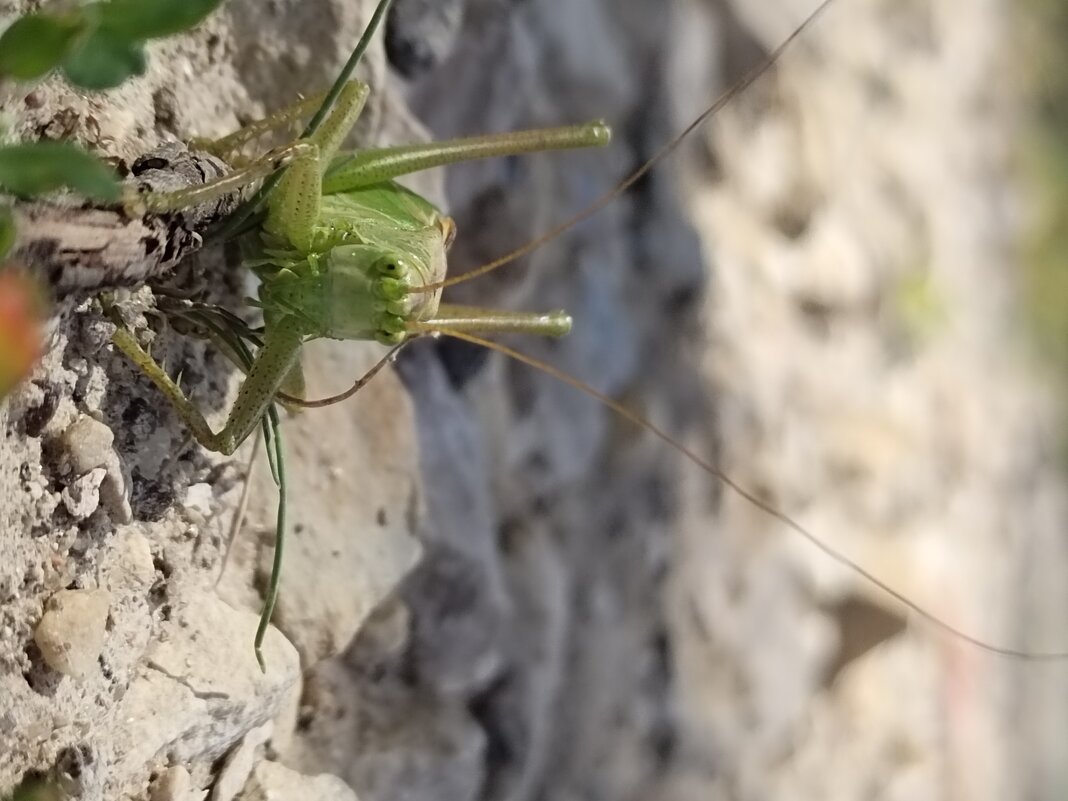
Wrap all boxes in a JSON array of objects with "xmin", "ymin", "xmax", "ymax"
[
  {"xmin": 258, "ymin": 171, "xmax": 577, "ymax": 346},
  {"xmin": 258, "ymin": 239, "xmax": 445, "ymax": 344},
  {"xmin": 329, "ymin": 245, "xmax": 435, "ymax": 345},
  {"xmin": 316, "ymin": 214, "xmax": 573, "ymax": 344}
]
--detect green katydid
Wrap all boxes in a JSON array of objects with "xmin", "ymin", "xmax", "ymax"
[
  {"xmin": 109, "ymin": 0, "xmax": 611, "ymax": 669},
  {"xmin": 106, "ymin": 0, "xmax": 1068, "ymax": 677},
  {"xmin": 113, "ymin": 87, "xmax": 605, "ymax": 456}
]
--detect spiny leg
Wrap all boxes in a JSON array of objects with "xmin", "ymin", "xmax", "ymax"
[
  {"xmin": 164, "ymin": 304, "xmax": 297, "ymax": 670},
  {"xmin": 264, "ymin": 80, "xmax": 370, "ymax": 251},
  {"xmin": 190, "ymin": 78, "xmax": 368, "ymax": 166},
  {"xmin": 190, "ymin": 89, "xmax": 330, "ymax": 161},
  {"xmin": 124, "ymin": 141, "xmax": 317, "ymax": 216},
  {"xmin": 110, "ymin": 315, "xmax": 306, "ymax": 455}
]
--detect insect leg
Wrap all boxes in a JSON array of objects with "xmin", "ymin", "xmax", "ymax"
[
  {"xmin": 190, "ymin": 90, "xmax": 330, "ymax": 161},
  {"xmin": 323, "ymin": 122, "xmax": 610, "ymax": 193},
  {"xmin": 264, "ymin": 80, "xmax": 370, "ymax": 251},
  {"xmin": 417, "ymin": 304, "xmax": 572, "ymax": 337},
  {"xmin": 124, "ymin": 141, "xmax": 317, "ymax": 216},
  {"xmin": 110, "ymin": 315, "xmax": 306, "ymax": 455}
]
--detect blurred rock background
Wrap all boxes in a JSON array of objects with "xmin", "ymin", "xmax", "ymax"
[{"xmin": 1, "ymin": 0, "xmax": 1067, "ymax": 799}]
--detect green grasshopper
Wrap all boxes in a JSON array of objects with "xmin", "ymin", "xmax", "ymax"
[{"xmin": 108, "ymin": 0, "xmax": 610, "ymax": 669}]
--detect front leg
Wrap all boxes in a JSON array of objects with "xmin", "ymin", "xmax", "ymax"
[
  {"xmin": 264, "ymin": 80, "xmax": 370, "ymax": 252},
  {"xmin": 111, "ymin": 315, "xmax": 306, "ymax": 455}
]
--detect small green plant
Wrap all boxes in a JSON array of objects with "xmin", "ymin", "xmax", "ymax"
[
  {"xmin": 0, "ymin": 0, "xmax": 224, "ymax": 89},
  {"xmin": 0, "ymin": 141, "xmax": 120, "ymax": 201}
]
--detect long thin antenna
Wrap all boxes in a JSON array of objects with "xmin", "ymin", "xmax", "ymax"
[
  {"xmin": 414, "ymin": 325, "xmax": 1068, "ymax": 662},
  {"xmin": 409, "ymin": 0, "xmax": 837, "ymax": 296},
  {"xmin": 275, "ymin": 343, "xmax": 406, "ymax": 408}
]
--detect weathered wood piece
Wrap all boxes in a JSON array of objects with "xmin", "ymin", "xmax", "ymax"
[{"xmin": 10, "ymin": 142, "xmax": 238, "ymax": 298}]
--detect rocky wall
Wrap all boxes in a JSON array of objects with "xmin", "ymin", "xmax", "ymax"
[{"xmin": 2, "ymin": 0, "xmax": 1066, "ymax": 800}]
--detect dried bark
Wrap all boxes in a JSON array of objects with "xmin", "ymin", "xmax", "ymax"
[{"xmin": 9, "ymin": 142, "xmax": 237, "ymax": 299}]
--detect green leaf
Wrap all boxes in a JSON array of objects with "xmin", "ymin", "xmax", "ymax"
[
  {"xmin": 0, "ymin": 13, "xmax": 86, "ymax": 80},
  {"xmin": 61, "ymin": 26, "xmax": 146, "ymax": 90},
  {"xmin": 0, "ymin": 142, "xmax": 121, "ymax": 201},
  {"xmin": 98, "ymin": 0, "xmax": 224, "ymax": 40},
  {"xmin": 0, "ymin": 206, "xmax": 14, "ymax": 261}
]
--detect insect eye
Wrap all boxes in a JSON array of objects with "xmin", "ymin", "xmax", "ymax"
[{"xmin": 374, "ymin": 255, "xmax": 409, "ymax": 279}]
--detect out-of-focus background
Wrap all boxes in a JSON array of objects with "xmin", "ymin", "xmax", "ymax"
[{"xmin": 1, "ymin": 0, "xmax": 1067, "ymax": 798}]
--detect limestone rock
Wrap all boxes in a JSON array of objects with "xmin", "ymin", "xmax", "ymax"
[
  {"xmin": 211, "ymin": 723, "xmax": 272, "ymax": 801},
  {"xmin": 150, "ymin": 766, "xmax": 196, "ymax": 801},
  {"xmin": 110, "ymin": 594, "xmax": 300, "ymax": 779}
]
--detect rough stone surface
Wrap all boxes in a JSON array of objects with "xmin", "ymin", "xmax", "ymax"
[
  {"xmin": 0, "ymin": 0, "xmax": 420, "ymax": 797},
  {"xmin": 149, "ymin": 766, "xmax": 195, "ymax": 801},
  {"xmin": 2, "ymin": 0, "xmax": 1067, "ymax": 800},
  {"xmin": 672, "ymin": 2, "xmax": 1068, "ymax": 800}
]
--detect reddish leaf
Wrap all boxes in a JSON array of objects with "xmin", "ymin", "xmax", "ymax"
[{"xmin": 0, "ymin": 270, "xmax": 45, "ymax": 398}]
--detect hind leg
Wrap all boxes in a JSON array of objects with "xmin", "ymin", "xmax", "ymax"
[{"xmin": 189, "ymin": 90, "xmax": 330, "ymax": 162}]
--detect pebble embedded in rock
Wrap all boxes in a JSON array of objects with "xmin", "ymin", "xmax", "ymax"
[
  {"xmin": 60, "ymin": 466, "xmax": 106, "ymax": 519},
  {"xmin": 62, "ymin": 415, "xmax": 115, "ymax": 475},
  {"xmin": 239, "ymin": 761, "xmax": 359, "ymax": 801},
  {"xmin": 150, "ymin": 766, "xmax": 193, "ymax": 801},
  {"xmin": 211, "ymin": 723, "xmax": 272, "ymax": 801},
  {"xmin": 109, "ymin": 530, "xmax": 157, "ymax": 590},
  {"xmin": 60, "ymin": 414, "xmax": 132, "ymax": 523},
  {"xmin": 34, "ymin": 588, "xmax": 111, "ymax": 679}
]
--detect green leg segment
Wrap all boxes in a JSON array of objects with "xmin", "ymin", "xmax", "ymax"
[
  {"xmin": 265, "ymin": 80, "xmax": 370, "ymax": 251},
  {"xmin": 322, "ymin": 121, "xmax": 611, "ymax": 194},
  {"xmin": 256, "ymin": 403, "xmax": 287, "ymax": 672},
  {"xmin": 191, "ymin": 90, "xmax": 329, "ymax": 160},
  {"xmin": 125, "ymin": 141, "xmax": 317, "ymax": 216},
  {"xmin": 263, "ymin": 144, "xmax": 323, "ymax": 252},
  {"xmin": 111, "ymin": 316, "xmax": 306, "ymax": 455}
]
